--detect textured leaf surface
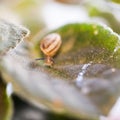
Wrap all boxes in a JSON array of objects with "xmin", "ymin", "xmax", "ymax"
[
  {"xmin": 0, "ymin": 19, "xmax": 29, "ymax": 56},
  {"xmin": 1, "ymin": 23, "xmax": 120, "ymax": 120}
]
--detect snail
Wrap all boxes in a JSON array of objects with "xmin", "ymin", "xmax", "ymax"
[{"xmin": 36, "ymin": 33, "xmax": 62, "ymax": 66}]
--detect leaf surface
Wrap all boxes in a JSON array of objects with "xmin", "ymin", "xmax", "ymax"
[{"xmin": 2, "ymin": 23, "xmax": 120, "ymax": 120}]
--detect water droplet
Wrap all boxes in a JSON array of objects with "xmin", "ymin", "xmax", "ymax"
[
  {"xmin": 76, "ymin": 62, "xmax": 92, "ymax": 87},
  {"xmin": 6, "ymin": 83, "xmax": 13, "ymax": 97}
]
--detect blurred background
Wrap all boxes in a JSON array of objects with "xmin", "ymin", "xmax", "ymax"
[
  {"xmin": 0, "ymin": 0, "xmax": 120, "ymax": 120},
  {"xmin": 1, "ymin": 0, "xmax": 120, "ymax": 38}
]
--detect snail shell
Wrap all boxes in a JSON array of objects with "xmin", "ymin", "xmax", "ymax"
[
  {"xmin": 40, "ymin": 33, "xmax": 62, "ymax": 66},
  {"xmin": 40, "ymin": 33, "xmax": 62, "ymax": 57}
]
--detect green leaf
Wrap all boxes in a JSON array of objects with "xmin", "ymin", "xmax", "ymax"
[
  {"xmin": 112, "ymin": 0, "xmax": 120, "ymax": 4},
  {"xmin": 1, "ymin": 23, "xmax": 120, "ymax": 120},
  {"xmin": 0, "ymin": 76, "xmax": 13, "ymax": 120},
  {"xmin": 54, "ymin": 23, "xmax": 120, "ymax": 63}
]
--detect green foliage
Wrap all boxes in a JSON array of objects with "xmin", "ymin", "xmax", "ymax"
[
  {"xmin": 112, "ymin": 0, "xmax": 120, "ymax": 3},
  {"xmin": 47, "ymin": 23, "xmax": 120, "ymax": 68},
  {"xmin": 0, "ymin": 78, "xmax": 12, "ymax": 120}
]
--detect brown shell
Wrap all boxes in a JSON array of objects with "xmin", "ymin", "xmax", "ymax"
[{"xmin": 40, "ymin": 33, "xmax": 62, "ymax": 57}]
